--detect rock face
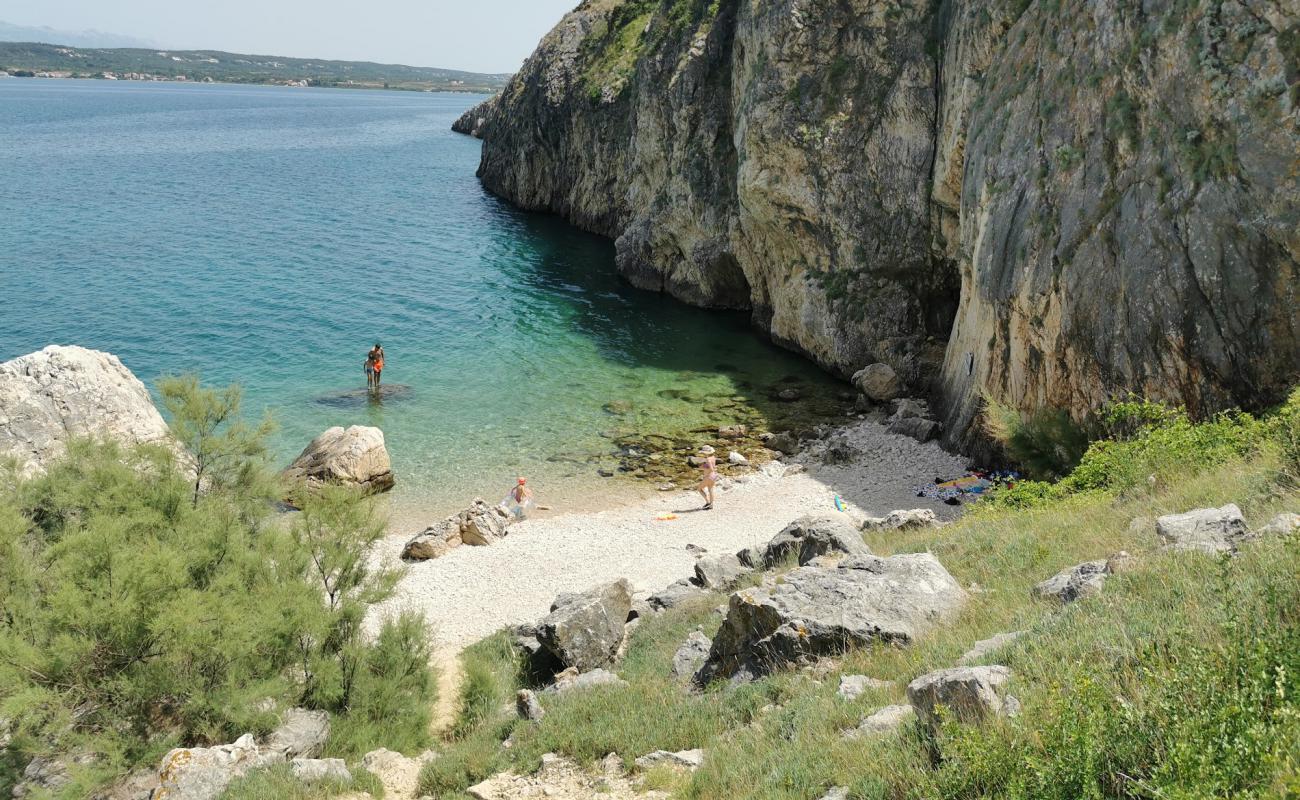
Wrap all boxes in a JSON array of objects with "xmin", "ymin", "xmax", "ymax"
[
  {"xmin": 537, "ymin": 580, "xmax": 633, "ymax": 671},
  {"xmin": 1156, "ymin": 504, "xmax": 1251, "ymax": 553},
  {"xmin": 0, "ymin": 345, "xmax": 172, "ymax": 477},
  {"xmin": 402, "ymin": 499, "xmax": 513, "ymax": 560},
  {"xmin": 452, "ymin": 96, "xmax": 496, "ymax": 138},
  {"xmin": 906, "ymin": 665, "xmax": 1018, "ymax": 731},
  {"xmin": 283, "ymin": 425, "xmax": 394, "ymax": 493},
  {"xmin": 462, "ymin": 0, "xmax": 1300, "ymax": 450},
  {"xmin": 695, "ymin": 553, "xmax": 965, "ymax": 684}
]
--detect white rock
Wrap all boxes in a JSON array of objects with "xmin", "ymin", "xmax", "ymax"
[
  {"xmin": 360, "ymin": 748, "xmax": 437, "ymax": 800},
  {"xmin": 861, "ymin": 509, "xmax": 939, "ymax": 531},
  {"xmin": 0, "ymin": 345, "xmax": 172, "ymax": 477},
  {"xmin": 1156, "ymin": 504, "xmax": 1250, "ymax": 554},
  {"xmin": 844, "ymin": 704, "xmax": 915, "ymax": 737},
  {"xmin": 283, "ymin": 425, "xmax": 394, "ymax": 492},
  {"xmin": 852, "ymin": 363, "xmax": 900, "ymax": 401},
  {"xmin": 837, "ymin": 674, "xmax": 893, "ymax": 700},
  {"xmin": 634, "ymin": 748, "xmax": 704, "ymax": 771},
  {"xmin": 728, "ymin": 450, "xmax": 749, "ymax": 466},
  {"xmin": 290, "ymin": 757, "xmax": 351, "ymax": 783}
]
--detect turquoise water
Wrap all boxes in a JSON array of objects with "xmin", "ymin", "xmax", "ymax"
[{"xmin": 0, "ymin": 79, "xmax": 842, "ymax": 520}]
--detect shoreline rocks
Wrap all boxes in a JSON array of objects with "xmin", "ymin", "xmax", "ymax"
[
  {"xmin": 537, "ymin": 580, "xmax": 632, "ymax": 672},
  {"xmin": 282, "ymin": 425, "xmax": 394, "ymax": 494},
  {"xmin": 0, "ymin": 345, "xmax": 173, "ymax": 477},
  {"xmin": 402, "ymin": 499, "xmax": 512, "ymax": 560}
]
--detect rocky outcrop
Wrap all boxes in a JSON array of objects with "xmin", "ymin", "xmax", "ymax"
[
  {"xmin": 452, "ymin": 96, "xmax": 497, "ymax": 138},
  {"xmin": 461, "ymin": 0, "xmax": 1299, "ymax": 448},
  {"xmin": 282, "ymin": 425, "xmax": 394, "ymax": 493},
  {"xmin": 402, "ymin": 499, "xmax": 513, "ymax": 560},
  {"xmin": 695, "ymin": 553, "xmax": 965, "ymax": 684},
  {"xmin": 907, "ymin": 665, "xmax": 1019, "ymax": 732},
  {"xmin": 0, "ymin": 345, "xmax": 172, "ymax": 477},
  {"xmin": 760, "ymin": 515, "xmax": 862, "ymax": 568},
  {"xmin": 360, "ymin": 748, "xmax": 438, "ymax": 800},
  {"xmin": 537, "ymin": 580, "xmax": 633, "ymax": 671},
  {"xmin": 1156, "ymin": 503, "xmax": 1251, "ymax": 553},
  {"xmin": 152, "ymin": 734, "xmax": 281, "ymax": 800}
]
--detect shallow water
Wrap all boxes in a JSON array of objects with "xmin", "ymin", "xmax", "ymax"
[{"xmin": 0, "ymin": 79, "xmax": 845, "ymax": 523}]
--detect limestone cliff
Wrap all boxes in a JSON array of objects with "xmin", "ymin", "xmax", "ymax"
[{"xmin": 463, "ymin": 0, "xmax": 1299, "ymax": 448}]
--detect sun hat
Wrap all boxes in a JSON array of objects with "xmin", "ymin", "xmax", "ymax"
[
  {"xmin": 517, "ymin": 477, "xmax": 527, "ymax": 484},
  {"xmin": 698, "ymin": 445, "xmax": 716, "ymax": 455}
]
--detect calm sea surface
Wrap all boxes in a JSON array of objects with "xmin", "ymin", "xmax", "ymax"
[{"xmin": 0, "ymin": 79, "xmax": 841, "ymax": 523}]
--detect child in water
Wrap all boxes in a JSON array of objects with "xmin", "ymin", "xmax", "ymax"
[{"xmin": 503, "ymin": 477, "xmax": 535, "ymax": 520}]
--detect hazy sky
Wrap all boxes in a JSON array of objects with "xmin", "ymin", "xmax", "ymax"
[{"xmin": 3, "ymin": 0, "xmax": 580, "ymax": 73}]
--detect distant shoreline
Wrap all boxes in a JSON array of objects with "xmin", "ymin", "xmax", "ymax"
[
  {"xmin": 0, "ymin": 40, "xmax": 511, "ymax": 94},
  {"xmin": 0, "ymin": 72, "xmax": 498, "ymax": 94}
]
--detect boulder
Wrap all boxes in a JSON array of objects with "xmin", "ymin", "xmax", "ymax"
[
  {"xmin": 844, "ymin": 704, "xmax": 915, "ymax": 738},
  {"xmin": 888, "ymin": 416, "xmax": 942, "ymax": 443},
  {"xmin": 634, "ymin": 749, "xmax": 704, "ymax": 771},
  {"xmin": 1033, "ymin": 560, "xmax": 1111, "ymax": 604},
  {"xmin": 765, "ymin": 431, "xmax": 800, "ymax": 455},
  {"xmin": 958, "ymin": 631, "xmax": 1027, "ymax": 665},
  {"xmin": 796, "ymin": 523, "xmax": 871, "ymax": 566},
  {"xmin": 762, "ymin": 515, "xmax": 861, "ymax": 568},
  {"xmin": 516, "ymin": 689, "xmax": 544, "ymax": 722},
  {"xmin": 648, "ymin": 578, "xmax": 706, "ymax": 611},
  {"xmin": 734, "ymin": 544, "xmax": 765, "ymax": 569},
  {"xmin": 0, "ymin": 345, "xmax": 172, "ymax": 477},
  {"xmin": 718, "ymin": 424, "xmax": 748, "ymax": 439},
  {"xmin": 264, "ymin": 708, "xmax": 329, "ymax": 758},
  {"xmin": 837, "ymin": 674, "xmax": 893, "ymax": 700},
  {"xmin": 290, "ymin": 757, "xmax": 351, "ymax": 783},
  {"xmin": 401, "ymin": 499, "xmax": 512, "ymax": 560},
  {"xmin": 695, "ymin": 554, "xmax": 966, "ymax": 684},
  {"xmin": 890, "ymin": 398, "xmax": 930, "ymax": 420},
  {"xmin": 13, "ymin": 753, "xmax": 98, "ymax": 799},
  {"xmin": 852, "ymin": 363, "xmax": 901, "ymax": 401},
  {"xmin": 1156, "ymin": 504, "xmax": 1251, "ymax": 554},
  {"xmin": 728, "ymin": 450, "xmax": 749, "ymax": 466},
  {"xmin": 1257, "ymin": 512, "xmax": 1300, "ymax": 538},
  {"xmin": 152, "ymin": 734, "xmax": 282, "ymax": 800},
  {"xmin": 545, "ymin": 668, "xmax": 628, "ymax": 694},
  {"xmin": 693, "ymin": 553, "xmax": 751, "ymax": 590},
  {"xmin": 360, "ymin": 748, "xmax": 437, "ymax": 800},
  {"xmin": 537, "ymin": 580, "xmax": 632, "ymax": 671},
  {"xmin": 906, "ymin": 666, "xmax": 1018, "ymax": 731},
  {"xmin": 861, "ymin": 509, "xmax": 940, "ymax": 531},
  {"xmin": 671, "ymin": 632, "xmax": 712, "ymax": 679},
  {"xmin": 283, "ymin": 425, "xmax": 394, "ymax": 493}
]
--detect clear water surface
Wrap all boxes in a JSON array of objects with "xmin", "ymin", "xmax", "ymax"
[{"xmin": 0, "ymin": 79, "xmax": 843, "ymax": 524}]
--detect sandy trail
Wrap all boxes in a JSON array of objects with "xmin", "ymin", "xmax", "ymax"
[{"xmin": 366, "ymin": 421, "xmax": 970, "ymax": 668}]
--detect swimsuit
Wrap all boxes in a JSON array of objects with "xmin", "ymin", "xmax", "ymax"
[{"xmin": 703, "ymin": 457, "xmax": 719, "ymax": 483}]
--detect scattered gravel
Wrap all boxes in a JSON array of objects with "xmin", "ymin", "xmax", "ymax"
[{"xmin": 364, "ymin": 419, "xmax": 970, "ymax": 654}]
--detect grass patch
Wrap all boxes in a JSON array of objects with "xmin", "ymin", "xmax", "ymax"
[
  {"xmin": 419, "ymin": 391, "xmax": 1300, "ymax": 798},
  {"xmin": 219, "ymin": 764, "xmax": 384, "ymax": 799}
]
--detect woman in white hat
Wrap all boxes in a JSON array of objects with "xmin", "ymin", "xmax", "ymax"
[{"xmin": 695, "ymin": 445, "xmax": 719, "ymax": 510}]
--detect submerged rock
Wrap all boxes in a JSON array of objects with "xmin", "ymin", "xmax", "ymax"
[
  {"xmin": 283, "ymin": 425, "xmax": 394, "ymax": 493},
  {"xmin": 312, "ymin": 383, "xmax": 413, "ymax": 407},
  {"xmin": 0, "ymin": 345, "xmax": 173, "ymax": 477}
]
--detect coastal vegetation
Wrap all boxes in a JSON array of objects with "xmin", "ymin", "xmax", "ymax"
[
  {"xmin": 0, "ymin": 379, "xmax": 435, "ymax": 799},
  {"xmin": 0, "ymin": 41, "xmax": 510, "ymax": 92},
  {"xmin": 415, "ymin": 389, "xmax": 1300, "ymax": 799}
]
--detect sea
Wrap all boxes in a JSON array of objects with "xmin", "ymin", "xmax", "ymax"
[{"xmin": 0, "ymin": 78, "xmax": 844, "ymax": 526}]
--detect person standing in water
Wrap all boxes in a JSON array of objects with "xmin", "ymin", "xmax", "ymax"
[
  {"xmin": 366, "ymin": 343, "xmax": 385, "ymax": 391},
  {"xmin": 695, "ymin": 445, "xmax": 719, "ymax": 510},
  {"xmin": 504, "ymin": 477, "xmax": 535, "ymax": 520}
]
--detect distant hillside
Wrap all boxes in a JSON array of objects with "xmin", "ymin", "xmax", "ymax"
[
  {"xmin": 0, "ymin": 41, "xmax": 511, "ymax": 92},
  {"xmin": 0, "ymin": 20, "xmax": 157, "ymax": 49}
]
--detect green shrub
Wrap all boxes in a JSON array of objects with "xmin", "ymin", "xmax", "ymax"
[
  {"xmin": 983, "ymin": 397, "xmax": 1091, "ymax": 479},
  {"xmin": 0, "ymin": 379, "xmax": 434, "ymax": 797}
]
